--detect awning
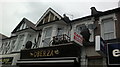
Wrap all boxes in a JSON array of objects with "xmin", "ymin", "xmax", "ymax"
[{"xmin": 17, "ymin": 57, "xmax": 79, "ymax": 66}]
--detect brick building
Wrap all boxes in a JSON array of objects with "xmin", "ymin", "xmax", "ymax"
[{"xmin": 0, "ymin": 7, "xmax": 120, "ymax": 67}]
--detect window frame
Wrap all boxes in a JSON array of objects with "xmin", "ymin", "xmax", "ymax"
[
  {"xmin": 42, "ymin": 26, "xmax": 53, "ymax": 47},
  {"xmin": 75, "ymin": 22, "xmax": 94, "ymax": 42},
  {"xmin": 100, "ymin": 14, "xmax": 116, "ymax": 40}
]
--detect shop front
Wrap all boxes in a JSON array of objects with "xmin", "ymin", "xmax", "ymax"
[
  {"xmin": 0, "ymin": 53, "xmax": 20, "ymax": 67},
  {"xmin": 17, "ymin": 43, "xmax": 81, "ymax": 67}
]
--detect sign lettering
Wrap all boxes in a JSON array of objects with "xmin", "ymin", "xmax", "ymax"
[
  {"xmin": 30, "ymin": 49, "xmax": 59, "ymax": 58},
  {"xmin": 112, "ymin": 49, "xmax": 120, "ymax": 57},
  {"xmin": 21, "ymin": 45, "xmax": 81, "ymax": 59},
  {"xmin": 74, "ymin": 32, "xmax": 83, "ymax": 46},
  {"xmin": 0, "ymin": 57, "xmax": 13, "ymax": 65},
  {"xmin": 108, "ymin": 43, "xmax": 120, "ymax": 65}
]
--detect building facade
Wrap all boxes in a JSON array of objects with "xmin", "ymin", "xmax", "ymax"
[{"xmin": 0, "ymin": 7, "xmax": 120, "ymax": 67}]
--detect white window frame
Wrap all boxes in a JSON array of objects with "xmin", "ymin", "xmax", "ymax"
[
  {"xmin": 74, "ymin": 21, "xmax": 94, "ymax": 42},
  {"xmin": 99, "ymin": 14, "xmax": 116, "ymax": 40},
  {"xmin": 42, "ymin": 26, "xmax": 53, "ymax": 47}
]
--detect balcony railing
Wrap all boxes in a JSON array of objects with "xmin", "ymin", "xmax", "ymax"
[{"xmin": 52, "ymin": 34, "xmax": 70, "ymax": 45}]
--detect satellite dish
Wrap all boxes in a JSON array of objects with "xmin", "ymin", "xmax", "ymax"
[{"xmin": 25, "ymin": 41, "xmax": 32, "ymax": 49}]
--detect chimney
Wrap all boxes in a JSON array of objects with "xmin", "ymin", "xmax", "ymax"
[
  {"xmin": 90, "ymin": 7, "xmax": 99, "ymax": 15},
  {"xmin": 63, "ymin": 14, "xmax": 70, "ymax": 23}
]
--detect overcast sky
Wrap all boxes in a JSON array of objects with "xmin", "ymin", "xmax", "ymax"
[{"xmin": 0, "ymin": 0, "xmax": 119, "ymax": 37}]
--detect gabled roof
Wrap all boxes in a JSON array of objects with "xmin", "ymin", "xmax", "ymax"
[
  {"xmin": 36, "ymin": 7, "xmax": 62, "ymax": 27},
  {"xmin": 12, "ymin": 18, "xmax": 36, "ymax": 33}
]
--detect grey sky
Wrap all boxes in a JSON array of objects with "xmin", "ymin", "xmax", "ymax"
[{"xmin": 0, "ymin": 0, "xmax": 119, "ymax": 37}]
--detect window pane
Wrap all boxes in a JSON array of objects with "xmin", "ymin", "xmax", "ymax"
[
  {"xmin": 102, "ymin": 18, "xmax": 115, "ymax": 40},
  {"xmin": 16, "ymin": 35, "xmax": 24, "ymax": 51},
  {"xmin": 104, "ymin": 32, "xmax": 114, "ymax": 40},
  {"xmin": 45, "ymin": 27, "xmax": 52, "ymax": 37},
  {"xmin": 43, "ymin": 27, "xmax": 52, "ymax": 47},
  {"xmin": 43, "ymin": 38, "xmax": 51, "ymax": 47},
  {"xmin": 11, "ymin": 40, "xmax": 16, "ymax": 52},
  {"xmin": 57, "ymin": 28, "xmax": 64, "ymax": 35},
  {"xmin": 103, "ymin": 20, "xmax": 114, "ymax": 33}
]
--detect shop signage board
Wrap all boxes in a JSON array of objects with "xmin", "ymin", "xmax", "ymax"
[
  {"xmin": 0, "ymin": 53, "xmax": 20, "ymax": 66},
  {"xmin": 95, "ymin": 36, "xmax": 107, "ymax": 56},
  {"xmin": 107, "ymin": 43, "xmax": 120, "ymax": 65},
  {"xmin": 21, "ymin": 44, "xmax": 81, "ymax": 59},
  {"xmin": 0, "ymin": 57, "xmax": 13, "ymax": 65},
  {"xmin": 72, "ymin": 32, "xmax": 83, "ymax": 46}
]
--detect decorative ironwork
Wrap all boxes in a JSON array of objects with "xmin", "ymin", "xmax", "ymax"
[{"xmin": 52, "ymin": 34, "xmax": 70, "ymax": 45}]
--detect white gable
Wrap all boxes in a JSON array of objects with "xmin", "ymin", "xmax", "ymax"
[
  {"xmin": 12, "ymin": 18, "xmax": 35, "ymax": 33},
  {"xmin": 36, "ymin": 8, "xmax": 62, "ymax": 26},
  {"xmin": 16, "ymin": 22, "xmax": 28, "ymax": 32}
]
